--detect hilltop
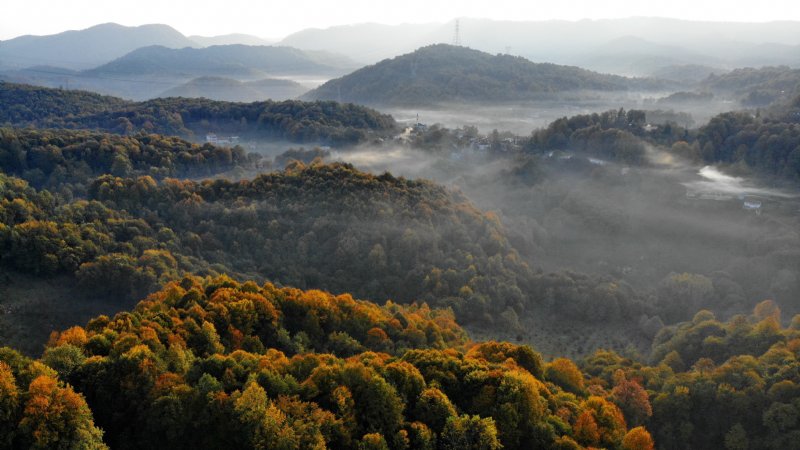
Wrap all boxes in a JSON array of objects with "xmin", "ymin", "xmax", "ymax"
[
  {"xmin": 159, "ymin": 76, "xmax": 309, "ymax": 102},
  {"xmin": 303, "ymin": 44, "xmax": 665, "ymax": 106}
]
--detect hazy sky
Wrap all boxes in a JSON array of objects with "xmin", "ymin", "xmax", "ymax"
[{"xmin": 2, "ymin": 0, "xmax": 799, "ymax": 40}]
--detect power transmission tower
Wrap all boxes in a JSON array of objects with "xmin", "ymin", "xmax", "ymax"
[{"xmin": 452, "ymin": 19, "xmax": 461, "ymax": 46}]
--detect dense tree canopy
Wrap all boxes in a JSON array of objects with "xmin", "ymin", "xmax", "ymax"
[
  {"xmin": 17, "ymin": 276, "xmax": 649, "ymax": 449},
  {"xmin": 0, "ymin": 348, "xmax": 107, "ymax": 449},
  {"xmin": 582, "ymin": 301, "xmax": 800, "ymax": 450},
  {"xmin": 0, "ymin": 82, "xmax": 397, "ymax": 146},
  {"xmin": 0, "ymin": 128, "xmax": 258, "ymax": 196}
]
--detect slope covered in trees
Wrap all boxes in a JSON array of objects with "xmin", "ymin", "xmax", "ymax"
[
  {"xmin": 0, "ymin": 128, "xmax": 259, "ymax": 196},
  {"xmin": 583, "ymin": 300, "xmax": 800, "ymax": 450},
  {"xmin": 0, "ymin": 82, "xmax": 397, "ymax": 146},
  {"xmin": 524, "ymin": 105, "xmax": 800, "ymax": 182},
  {"xmin": 0, "ymin": 159, "xmax": 538, "ymax": 320},
  {"xmin": 700, "ymin": 66, "xmax": 800, "ymax": 107},
  {"xmin": 0, "ymin": 132, "xmax": 651, "ymax": 355},
  {"xmin": 691, "ymin": 111, "xmax": 800, "ymax": 181},
  {"xmin": 12, "ymin": 275, "xmax": 652, "ymax": 450},
  {"xmin": 303, "ymin": 44, "xmax": 666, "ymax": 106},
  {"xmin": 525, "ymin": 108, "xmax": 649, "ymax": 164}
]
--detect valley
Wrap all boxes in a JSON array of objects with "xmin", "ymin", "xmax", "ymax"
[{"xmin": 1, "ymin": 12, "xmax": 800, "ymax": 450}]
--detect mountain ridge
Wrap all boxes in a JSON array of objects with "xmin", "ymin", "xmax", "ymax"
[
  {"xmin": 302, "ymin": 44, "xmax": 667, "ymax": 106},
  {"xmin": 0, "ymin": 22, "xmax": 196, "ymax": 70}
]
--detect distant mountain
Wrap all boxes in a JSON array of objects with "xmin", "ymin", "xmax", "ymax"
[
  {"xmin": 577, "ymin": 36, "xmax": 725, "ymax": 77},
  {"xmin": 0, "ymin": 65, "xmax": 79, "ymax": 88},
  {"xmin": 0, "ymin": 23, "xmax": 195, "ymax": 70},
  {"xmin": 189, "ymin": 33, "xmax": 275, "ymax": 47},
  {"xmin": 280, "ymin": 22, "xmax": 442, "ymax": 64},
  {"xmin": 0, "ymin": 43, "xmax": 352, "ymax": 101},
  {"xmin": 160, "ymin": 76, "xmax": 308, "ymax": 102},
  {"xmin": 303, "ymin": 44, "xmax": 666, "ymax": 106},
  {"xmin": 281, "ymin": 18, "xmax": 800, "ymax": 75},
  {"xmin": 649, "ymin": 64, "xmax": 728, "ymax": 85},
  {"xmin": 87, "ymin": 44, "xmax": 355, "ymax": 79},
  {"xmin": 728, "ymin": 42, "xmax": 800, "ymax": 68}
]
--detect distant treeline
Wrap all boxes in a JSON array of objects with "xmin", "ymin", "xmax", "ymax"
[
  {"xmin": 0, "ymin": 82, "xmax": 397, "ymax": 146},
  {"xmin": 690, "ymin": 110, "xmax": 800, "ymax": 181},
  {"xmin": 525, "ymin": 108, "xmax": 649, "ymax": 165},
  {"xmin": 0, "ymin": 128, "xmax": 259, "ymax": 197},
  {"xmin": 700, "ymin": 66, "xmax": 800, "ymax": 106},
  {"xmin": 524, "ymin": 102, "xmax": 800, "ymax": 182}
]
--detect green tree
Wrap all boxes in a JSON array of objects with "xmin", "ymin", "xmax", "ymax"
[{"xmin": 440, "ymin": 415, "xmax": 501, "ymax": 450}]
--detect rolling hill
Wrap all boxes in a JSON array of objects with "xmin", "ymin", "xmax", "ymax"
[
  {"xmin": 159, "ymin": 76, "xmax": 309, "ymax": 102},
  {"xmin": 0, "ymin": 82, "xmax": 396, "ymax": 145},
  {"xmin": 660, "ymin": 66, "xmax": 800, "ymax": 106},
  {"xmin": 0, "ymin": 24, "xmax": 357, "ymax": 101},
  {"xmin": 87, "ymin": 44, "xmax": 355, "ymax": 79},
  {"xmin": 3, "ymin": 44, "xmax": 358, "ymax": 100},
  {"xmin": 302, "ymin": 44, "xmax": 666, "ymax": 106}
]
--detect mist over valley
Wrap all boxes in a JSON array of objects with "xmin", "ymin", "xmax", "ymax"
[{"xmin": 2, "ymin": 8, "xmax": 800, "ymax": 450}]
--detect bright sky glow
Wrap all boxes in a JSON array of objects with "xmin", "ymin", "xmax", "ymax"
[{"xmin": 2, "ymin": 0, "xmax": 799, "ymax": 40}]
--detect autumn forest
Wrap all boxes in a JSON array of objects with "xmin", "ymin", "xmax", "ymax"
[{"xmin": 1, "ymin": 17, "xmax": 800, "ymax": 449}]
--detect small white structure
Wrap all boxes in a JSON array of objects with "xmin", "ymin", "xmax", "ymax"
[{"xmin": 743, "ymin": 200, "xmax": 762, "ymax": 214}]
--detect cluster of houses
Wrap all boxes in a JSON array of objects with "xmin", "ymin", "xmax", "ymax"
[{"xmin": 398, "ymin": 120, "xmax": 522, "ymax": 153}]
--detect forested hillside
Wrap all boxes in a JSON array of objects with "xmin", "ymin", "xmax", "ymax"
[
  {"xmin": 0, "ymin": 156, "xmax": 629, "ymax": 328},
  {"xmin": 691, "ymin": 111, "xmax": 800, "ymax": 181},
  {"xmin": 304, "ymin": 44, "xmax": 666, "ymax": 106},
  {"xmin": 583, "ymin": 301, "xmax": 800, "ymax": 450},
  {"xmin": 700, "ymin": 66, "xmax": 800, "ymax": 106},
  {"xmin": 1, "ymin": 275, "xmax": 653, "ymax": 450},
  {"xmin": 525, "ymin": 104, "xmax": 800, "ymax": 181},
  {"xmin": 1, "ymin": 71, "xmax": 800, "ymax": 450},
  {"xmin": 0, "ymin": 128, "xmax": 259, "ymax": 195},
  {"xmin": 7, "ymin": 275, "xmax": 798, "ymax": 450},
  {"xmin": 0, "ymin": 82, "xmax": 397, "ymax": 146},
  {"xmin": 1, "ymin": 126, "xmax": 656, "ymax": 356}
]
